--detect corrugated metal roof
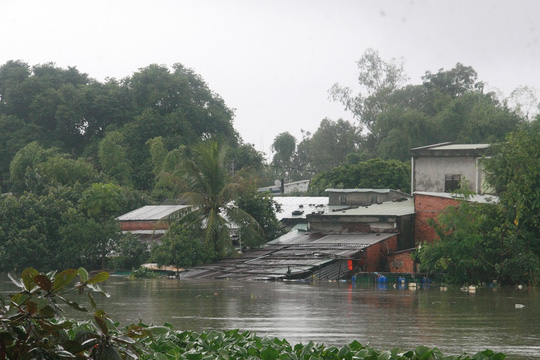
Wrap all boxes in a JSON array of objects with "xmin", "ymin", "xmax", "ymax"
[
  {"xmin": 179, "ymin": 230, "xmax": 393, "ymax": 281},
  {"xmin": 323, "ymin": 198, "xmax": 414, "ymax": 217},
  {"xmin": 429, "ymin": 144, "xmax": 490, "ymax": 151},
  {"xmin": 116, "ymin": 205, "xmax": 190, "ymax": 221},
  {"xmin": 267, "ymin": 231, "xmax": 394, "ymax": 247},
  {"xmin": 313, "ymin": 233, "xmax": 395, "ymax": 245},
  {"xmin": 273, "ymin": 196, "xmax": 329, "ymax": 220},
  {"xmin": 266, "ymin": 231, "xmax": 326, "ymax": 245}
]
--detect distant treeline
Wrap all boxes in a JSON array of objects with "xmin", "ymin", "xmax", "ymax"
[
  {"xmin": 269, "ymin": 49, "xmax": 535, "ymax": 186},
  {"xmin": 0, "ymin": 61, "xmax": 264, "ymax": 193}
]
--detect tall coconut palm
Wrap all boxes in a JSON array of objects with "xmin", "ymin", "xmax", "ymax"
[{"xmin": 174, "ymin": 140, "xmax": 259, "ymax": 258}]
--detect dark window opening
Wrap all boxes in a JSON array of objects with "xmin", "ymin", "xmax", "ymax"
[{"xmin": 445, "ymin": 174, "xmax": 461, "ymax": 192}]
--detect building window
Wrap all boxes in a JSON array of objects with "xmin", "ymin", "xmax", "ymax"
[{"xmin": 445, "ymin": 174, "xmax": 461, "ymax": 192}]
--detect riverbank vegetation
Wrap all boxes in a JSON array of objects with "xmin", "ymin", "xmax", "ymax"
[
  {"xmin": 271, "ymin": 49, "xmax": 529, "ymax": 184},
  {"xmin": 0, "ymin": 268, "xmax": 508, "ymax": 359}
]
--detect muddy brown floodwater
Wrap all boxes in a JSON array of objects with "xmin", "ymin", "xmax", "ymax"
[{"xmin": 2, "ymin": 276, "xmax": 539, "ymax": 359}]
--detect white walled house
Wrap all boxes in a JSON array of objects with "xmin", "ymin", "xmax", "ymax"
[{"xmin": 410, "ymin": 143, "xmax": 491, "ymax": 194}]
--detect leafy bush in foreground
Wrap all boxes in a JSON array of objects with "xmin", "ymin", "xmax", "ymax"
[
  {"xmin": 1, "ymin": 268, "xmax": 507, "ymax": 360},
  {"xmin": 139, "ymin": 328, "xmax": 506, "ymax": 360}
]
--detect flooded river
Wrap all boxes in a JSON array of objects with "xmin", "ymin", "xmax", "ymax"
[{"xmin": 2, "ymin": 276, "xmax": 539, "ymax": 359}]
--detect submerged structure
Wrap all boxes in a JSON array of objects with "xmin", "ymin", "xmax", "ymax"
[{"xmin": 118, "ymin": 142, "xmax": 498, "ymax": 281}]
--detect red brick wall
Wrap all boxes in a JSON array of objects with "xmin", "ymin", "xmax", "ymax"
[
  {"xmin": 359, "ymin": 235, "xmax": 398, "ymax": 272},
  {"xmin": 388, "ymin": 250, "xmax": 415, "ymax": 273},
  {"xmin": 119, "ymin": 221, "xmax": 170, "ymax": 231},
  {"xmin": 414, "ymin": 194, "xmax": 459, "ymax": 244}
]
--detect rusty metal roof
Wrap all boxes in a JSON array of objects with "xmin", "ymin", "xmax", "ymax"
[{"xmin": 179, "ymin": 231, "xmax": 397, "ymax": 281}]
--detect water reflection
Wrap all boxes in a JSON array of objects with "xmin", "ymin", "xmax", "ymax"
[{"xmin": 1, "ymin": 276, "xmax": 539, "ymax": 359}]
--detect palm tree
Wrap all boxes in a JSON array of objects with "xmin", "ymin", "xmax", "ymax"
[{"xmin": 173, "ymin": 140, "xmax": 259, "ymax": 258}]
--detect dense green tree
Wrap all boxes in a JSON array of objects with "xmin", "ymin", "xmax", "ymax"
[
  {"xmin": 417, "ymin": 199, "xmax": 502, "ymax": 284},
  {"xmin": 9, "ymin": 142, "xmax": 101, "ymax": 195},
  {"xmin": 9, "ymin": 142, "xmax": 58, "ymax": 192},
  {"xmin": 307, "ymin": 118, "xmax": 358, "ymax": 172},
  {"xmin": 110, "ymin": 233, "xmax": 151, "ymax": 270},
  {"xmin": 271, "ymin": 132, "xmax": 296, "ymax": 181},
  {"xmin": 484, "ymin": 128, "xmax": 540, "ymax": 285},
  {"xmin": 0, "ymin": 190, "xmax": 76, "ymax": 271},
  {"xmin": 0, "ymin": 115, "xmax": 41, "ymax": 188},
  {"xmin": 330, "ymin": 48, "xmax": 408, "ymax": 132},
  {"xmin": 329, "ymin": 51, "xmax": 521, "ymax": 161},
  {"xmin": 147, "ymin": 136, "xmax": 168, "ymax": 177},
  {"xmin": 151, "ymin": 223, "xmax": 213, "ymax": 271},
  {"xmin": 98, "ymin": 131, "xmax": 132, "ymax": 186},
  {"xmin": 422, "ymin": 63, "xmax": 481, "ymax": 99},
  {"xmin": 308, "ymin": 158, "xmax": 410, "ymax": 195},
  {"xmin": 226, "ymin": 142, "xmax": 265, "ymax": 174},
  {"xmin": 80, "ymin": 183, "xmax": 126, "ymax": 269},
  {"xmin": 33, "ymin": 156, "xmax": 100, "ymax": 191},
  {"xmin": 374, "ymin": 109, "xmax": 436, "ymax": 161},
  {"xmin": 0, "ymin": 60, "xmax": 240, "ymax": 193},
  {"xmin": 236, "ymin": 189, "xmax": 284, "ymax": 245}
]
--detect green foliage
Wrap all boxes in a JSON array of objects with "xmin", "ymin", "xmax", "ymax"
[
  {"xmin": 0, "ymin": 267, "xmax": 143, "ymax": 360},
  {"xmin": 9, "ymin": 141, "xmax": 57, "ymax": 192},
  {"xmin": 129, "ymin": 266, "xmax": 161, "ymax": 279},
  {"xmin": 485, "ymin": 128, "xmax": 540, "ymax": 285},
  {"xmin": 271, "ymin": 131, "xmax": 297, "ymax": 181},
  {"xmin": 417, "ymin": 200, "xmax": 502, "ymax": 284},
  {"xmin": 226, "ymin": 142, "xmax": 265, "ymax": 173},
  {"xmin": 0, "ymin": 191, "xmax": 75, "ymax": 271},
  {"xmin": 296, "ymin": 118, "xmax": 359, "ymax": 173},
  {"xmin": 0, "ymin": 115, "xmax": 41, "ymax": 187},
  {"xmin": 80, "ymin": 183, "xmax": 127, "ymax": 269},
  {"xmin": 484, "ymin": 129, "xmax": 540, "ymax": 232},
  {"xmin": 110, "ymin": 234, "xmax": 151, "ymax": 270},
  {"xmin": 98, "ymin": 131, "xmax": 133, "ymax": 187},
  {"xmin": 419, "ymin": 128, "xmax": 540, "ymax": 285},
  {"xmin": 236, "ymin": 189, "xmax": 285, "ymax": 245},
  {"xmin": 308, "ymin": 158, "xmax": 410, "ymax": 195},
  {"xmin": 329, "ymin": 50, "xmax": 522, "ymax": 162},
  {"xmin": 136, "ymin": 329, "xmax": 506, "ymax": 360},
  {"xmin": 174, "ymin": 141, "xmax": 261, "ymax": 258},
  {"xmin": 151, "ymin": 223, "xmax": 214, "ymax": 269},
  {"xmin": 0, "ymin": 60, "xmax": 238, "ymax": 193},
  {"xmin": 81, "ymin": 182, "xmax": 125, "ymax": 220},
  {"xmin": 9, "ymin": 141, "xmax": 102, "ymax": 195}
]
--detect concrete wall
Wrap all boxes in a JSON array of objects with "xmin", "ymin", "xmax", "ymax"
[
  {"xmin": 284, "ymin": 180, "xmax": 310, "ymax": 194},
  {"xmin": 413, "ymin": 156, "xmax": 483, "ymax": 193},
  {"xmin": 308, "ymin": 214, "xmax": 398, "ymax": 234},
  {"xmin": 414, "ymin": 193, "xmax": 459, "ymax": 244},
  {"xmin": 328, "ymin": 190, "xmax": 409, "ymax": 206}
]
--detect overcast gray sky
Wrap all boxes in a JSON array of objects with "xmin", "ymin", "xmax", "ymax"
[{"xmin": 2, "ymin": 0, "xmax": 539, "ymax": 158}]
